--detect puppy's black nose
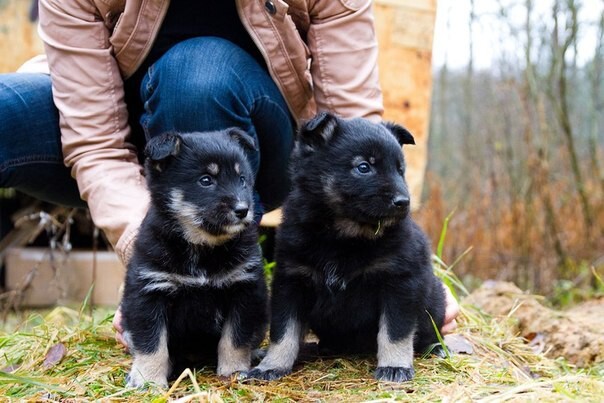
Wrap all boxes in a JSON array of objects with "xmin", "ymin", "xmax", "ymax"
[
  {"xmin": 392, "ymin": 195, "xmax": 410, "ymax": 208},
  {"xmin": 234, "ymin": 203, "xmax": 249, "ymax": 219}
]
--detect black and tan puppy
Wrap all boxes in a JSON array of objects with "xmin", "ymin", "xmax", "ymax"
[
  {"xmin": 246, "ymin": 112, "xmax": 446, "ymax": 383},
  {"xmin": 122, "ymin": 129, "xmax": 268, "ymax": 388}
]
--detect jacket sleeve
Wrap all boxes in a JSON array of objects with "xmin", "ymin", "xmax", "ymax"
[
  {"xmin": 38, "ymin": 0, "xmax": 149, "ymax": 265},
  {"xmin": 307, "ymin": 0, "xmax": 383, "ymax": 122}
]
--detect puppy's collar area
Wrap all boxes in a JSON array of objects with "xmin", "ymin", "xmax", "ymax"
[
  {"xmin": 332, "ymin": 217, "xmax": 397, "ymax": 239},
  {"xmin": 180, "ymin": 226, "xmax": 237, "ymax": 246}
]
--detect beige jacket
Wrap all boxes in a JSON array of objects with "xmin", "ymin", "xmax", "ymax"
[{"xmin": 37, "ymin": 0, "xmax": 383, "ymax": 264}]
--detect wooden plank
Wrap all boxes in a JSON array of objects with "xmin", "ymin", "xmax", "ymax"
[
  {"xmin": 374, "ymin": 0, "xmax": 436, "ymax": 13},
  {"xmin": 4, "ymin": 247, "xmax": 124, "ymax": 307},
  {"xmin": 0, "ymin": 0, "xmax": 43, "ymax": 73},
  {"xmin": 374, "ymin": 0, "xmax": 437, "ymax": 210}
]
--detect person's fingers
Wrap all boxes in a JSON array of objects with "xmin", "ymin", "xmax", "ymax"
[
  {"xmin": 112, "ymin": 306, "xmax": 123, "ymax": 333},
  {"xmin": 115, "ymin": 331, "xmax": 129, "ymax": 351},
  {"xmin": 441, "ymin": 319, "xmax": 458, "ymax": 335},
  {"xmin": 112, "ymin": 306, "xmax": 129, "ymax": 351},
  {"xmin": 442, "ymin": 285, "xmax": 460, "ymax": 335}
]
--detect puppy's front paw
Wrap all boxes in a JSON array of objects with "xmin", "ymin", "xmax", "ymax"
[
  {"xmin": 251, "ymin": 347, "xmax": 267, "ymax": 362},
  {"xmin": 217, "ymin": 362, "xmax": 250, "ymax": 378},
  {"xmin": 243, "ymin": 367, "xmax": 291, "ymax": 381},
  {"xmin": 126, "ymin": 367, "xmax": 168, "ymax": 389},
  {"xmin": 431, "ymin": 344, "xmax": 447, "ymax": 358},
  {"xmin": 374, "ymin": 366, "xmax": 415, "ymax": 382}
]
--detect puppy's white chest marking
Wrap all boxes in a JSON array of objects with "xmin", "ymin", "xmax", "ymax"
[{"xmin": 139, "ymin": 260, "xmax": 259, "ymax": 293}]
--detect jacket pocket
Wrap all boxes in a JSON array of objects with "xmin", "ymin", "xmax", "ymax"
[
  {"xmin": 269, "ymin": 0, "xmax": 313, "ymax": 94},
  {"xmin": 109, "ymin": 13, "xmax": 131, "ymax": 56},
  {"xmin": 95, "ymin": 0, "xmax": 126, "ymax": 31}
]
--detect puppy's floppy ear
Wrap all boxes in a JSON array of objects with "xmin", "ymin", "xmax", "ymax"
[
  {"xmin": 382, "ymin": 122, "xmax": 415, "ymax": 146},
  {"xmin": 297, "ymin": 111, "xmax": 338, "ymax": 150},
  {"xmin": 145, "ymin": 131, "xmax": 182, "ymax": 172},
  {"xmin": 226, "ymin": 127, "xmax": 257, "ymax": 152},
  {"xmin": 145, "ymin": 131, "xmax": 183, "ymax": 161}
]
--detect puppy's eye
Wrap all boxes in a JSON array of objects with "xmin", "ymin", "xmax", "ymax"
[
  {"xmin": 356, "ymin": 162, "xmax": 371, "ymax": 174},
  {"xmin": 240, "ymin": 176, "xmax": 246, "ymax": 186},
  {"xmin": 199, "ymin": 175, "xmax": 213, "ymax": 187}
]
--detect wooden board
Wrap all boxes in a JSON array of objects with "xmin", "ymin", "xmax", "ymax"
[
  {"xmin": 4, "ymin": 247, "xmax": 124, "ymax": 307},
  {"xmin": 0, "ymin": 0, "xmax": 43, "ymax": 73},
  {"xmin": 374, "ymin": 0, "xmax": 437, "ymax": 210}
]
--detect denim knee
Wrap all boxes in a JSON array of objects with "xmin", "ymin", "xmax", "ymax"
[
  {"xmin": 0, "ymin": 73, "xmax": 84, "ymax": 207},
  {"xmin": 140, "ymin": 37, "xmax": 268, "ymax": 135},
  {"xmin": 138, "ymin": 37, "xmax": 294, "ymax": 211}
]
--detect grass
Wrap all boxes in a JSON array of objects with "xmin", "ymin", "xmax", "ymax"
[{"xmin": 1, "ymin": 261, "xmax": 603, "ymax": 402}]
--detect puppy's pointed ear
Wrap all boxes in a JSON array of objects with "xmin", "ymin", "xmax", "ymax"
[
  {"xmin": 145, "ymin": 131, "xmax": 182, "ymax": 172},
  {"xmin": 226, "ymin": 127, "xmax": 257, "ymax": 152},
  {"xmin": 382, "ymin": 122, "xmax": 415, "ymax": 146},
  {"xmin": 297, "ymin": 112, "xmax": 338, "ymax": 150}
]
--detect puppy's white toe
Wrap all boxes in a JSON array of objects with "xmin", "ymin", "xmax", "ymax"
[{"xmin": 126, "ymin": 363, "xmax": 169, "ymax": 389}]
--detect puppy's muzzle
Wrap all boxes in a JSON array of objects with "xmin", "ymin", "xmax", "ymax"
[
  {"xmin": 392, "ymin": 194, "xmax": 410, "ymax": 217},
  {"xmin": 234, "ymin": 202, "xmax": 250, "ymax": 220},
  {"xmin": 392, "ymin": 195, "xmax": 410, "ymax": 209}
]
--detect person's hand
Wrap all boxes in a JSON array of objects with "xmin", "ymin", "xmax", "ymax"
[
  {"xmin": 441, "ymin": 285, "xmax": 460, "ymax": 335},
  {"xmin": 113, "ymin": 305, "xmax": 129, "ymax": 352}
]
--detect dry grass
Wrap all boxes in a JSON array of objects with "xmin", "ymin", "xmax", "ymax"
[
  {"xmin": 416, "ymin": 174, "xmax": 604, "ymax": 299},
  {"xmin": 1, "ymin": 263, "xmax": 603, "ymax": 402}
]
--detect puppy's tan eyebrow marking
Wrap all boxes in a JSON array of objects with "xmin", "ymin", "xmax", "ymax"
[
  {"xmin": 352, "ymin": 156, "xmax": 365, "ymax": 166},
  {"xmin": 207, "ymin": 163, "xmax": 219, "ymax": 175},
  {"xmin": 369, "ymin": 156, "xmax": 376, "ymax": 164},
  {"xmin": 234, "ymin": 163, "xmax": 240, "ymax": 175}
]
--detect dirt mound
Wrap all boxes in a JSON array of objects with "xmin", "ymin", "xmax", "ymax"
[{"xmin": 464, "ymin": 281, "xmax": 604, "ymax": 367}]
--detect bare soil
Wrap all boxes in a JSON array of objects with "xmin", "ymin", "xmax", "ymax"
[{"xmin": 464, "ymin": 281, "xmax": 604, "ymax": 367}]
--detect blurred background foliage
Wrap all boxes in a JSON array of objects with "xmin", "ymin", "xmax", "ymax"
[{"xmin": 417, "ymin": 0, "xmax": 603, "ymax": 302}]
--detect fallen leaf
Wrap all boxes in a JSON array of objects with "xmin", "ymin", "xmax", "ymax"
[
  {"xmin": 444, "ymin": 334, "xmax": 474, "ymax": 354},
  {"xmin": 527, "ymin": 332, "xmax": 546, "ymax": 354},
  {"xmin": 43, "ymin": 343, "xmax": 67, "ymax": 369},
  {"xmin": 1, "ymin": 364, "xmax": 20, "ymax": 373}
]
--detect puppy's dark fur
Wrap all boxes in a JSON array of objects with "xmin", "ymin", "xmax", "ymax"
[
  {"xmin": 247, "ymin": 113, "xmax": 446, "ymax": 383},
  {"xmin": 121, "ymin": 129, "xmax": 268, "ymax": 388}
]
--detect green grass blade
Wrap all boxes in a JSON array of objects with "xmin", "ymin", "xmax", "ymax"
[
  {"xmin": 426, "ymin": 310, "xmax": 450, "ymax": 360},
  {"xmin": 0, "ymin": 371, "xmax": 65, "ymax": 392},
  {"xmin": 436, "ymin": 209, "xmax": 456, "ymax": 260}
]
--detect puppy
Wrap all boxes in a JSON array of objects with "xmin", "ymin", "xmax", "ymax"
[
  {"xmin": 246, "ymin": 112, "xmax": 446, "ymax": 383},
  {"xmin": 121, "ymin": 129, "xmax": 268, "ymax": 388}
]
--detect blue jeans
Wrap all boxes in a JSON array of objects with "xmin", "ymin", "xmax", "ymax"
[{"xmin": 0, "ymin": 37, "xmax": 294, "ymax": 215}]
